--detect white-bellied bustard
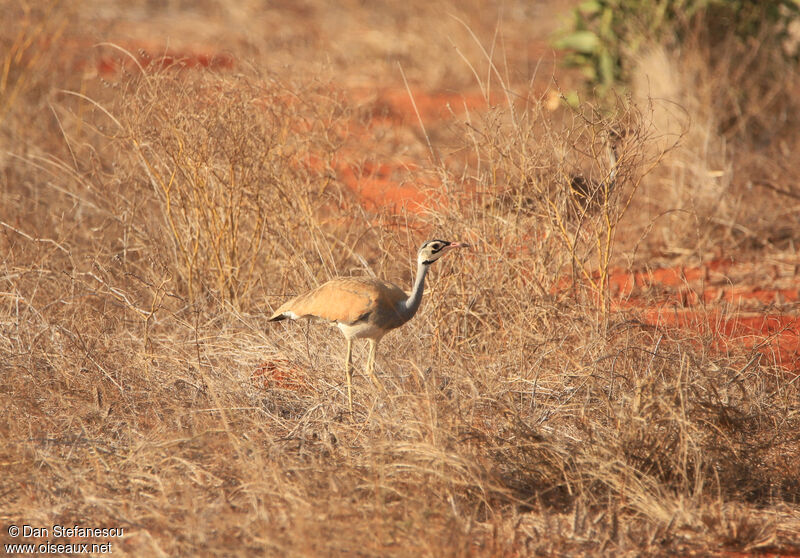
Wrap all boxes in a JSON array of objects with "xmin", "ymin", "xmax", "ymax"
[{"xmin": 269, "ymin": 240, "xmax": 468, "ymax": 411}]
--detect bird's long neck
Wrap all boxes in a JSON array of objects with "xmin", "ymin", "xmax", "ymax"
[
  {"xmin": 607, "ymin": 144, "xmax": 618, "ymax": 187},
  {"xmin": 400, "ymin": 261, "xmax": 429, "ymax": 321}
]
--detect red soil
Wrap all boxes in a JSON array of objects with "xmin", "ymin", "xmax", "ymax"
[
  {"xmin": 607, "ymin": 261, "xmax": 800, "ymax": 373},
  {"xmin": 335, "ymin": 88, "xmax": 494, "ymax": 212},
  {"xmin": 94, "ymin": 50, "xmax": 234, "ymax": 75},
  {"xmin": 69, "ymin": 40, "xmax": 236, "ymax": 76},
  {"xmin": 335, "ymin": 160, "xmax": 439, "ymax": 213},
  {"xmin": 353, "ymin": 87, "xmax": 496, "ymax": 125},
  {"xmin": 251, "ymin": 360, "xmax": 308, "ymax": 391}
]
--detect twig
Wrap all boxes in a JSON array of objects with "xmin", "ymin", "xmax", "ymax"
[
  {"xmin": 0, "ymin": 220, "xmax": 70, "ymax": 254},
  {"xmin": 752, "ymin": 180, "xmax": 800, "ymax": 201}
]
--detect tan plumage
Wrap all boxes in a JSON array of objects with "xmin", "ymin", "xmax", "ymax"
[
  {"xmin": 271, "ymin": 277, "xmax": 407, "ymax": 330},
  {"xmin": 269, "ymin": 240, "xmax": 468, "ymax": 411}
]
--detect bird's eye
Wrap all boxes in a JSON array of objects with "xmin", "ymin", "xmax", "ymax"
[{"xmin": 432, "ymin": 244, "xmax": 440, "ymax": 250}]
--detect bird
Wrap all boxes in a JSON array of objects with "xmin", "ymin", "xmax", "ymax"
[
  {"xmin": 269, "ymin": 240, "xmax": 469, "ymax": 411},
  {"xmin": 569, "ymin": 130, "xmax": 622, "ymax": 208}
]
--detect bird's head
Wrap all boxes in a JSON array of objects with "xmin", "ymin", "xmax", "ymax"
[{"xmin": 417, "ymin": 239, "xmax": 469, "ymax": 266}]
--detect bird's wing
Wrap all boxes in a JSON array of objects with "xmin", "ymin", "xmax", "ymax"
[{"xmin": 270, "ymin": 278, "xmax": 408, "ymax": 324}]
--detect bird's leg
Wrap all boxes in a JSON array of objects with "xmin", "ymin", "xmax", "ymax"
[
  {"xmin": 345, "ymin": 338, "xmax": 354, "ymax": 413},
  {"xmin": 366, "ymin": 339, "xmax": 385, "ymax": 391}
]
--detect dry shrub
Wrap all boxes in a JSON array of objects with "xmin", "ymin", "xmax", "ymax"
[
  {"xmin": 628, "ymin": 16, "xmax": 800, "ymax": 255},
  {"xmin": 455, "ymin": 91, "xmax": 679, "ymax": 310},
  {"xmin": 0, "ymin": 0, "xmax": 73, "ymax": 133},
  {"xmin": 95, "ymin": 68, "xmax": 349, "ymax": 306}
]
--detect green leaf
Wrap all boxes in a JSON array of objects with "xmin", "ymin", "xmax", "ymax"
[
  {"xmin": 554, "ymin": 30, "xmax": 601, "ymax": 53},
  {"xmin": 599, "ymin": 6, "xmax": 614, "ymax": 36},
  {"xmin": 578, "ymin": 0, "xmax": 603, "ymax": 16},
  {"xmin": 563, "ymin": 90, "xmax": 581, "ymax": 107},
  {"xmin": 598, "ymin": 49, "xmax": 615, "ymax": 86}
]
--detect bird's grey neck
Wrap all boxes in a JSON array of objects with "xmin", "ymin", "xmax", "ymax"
[
  {"xmin": 607, "ymin": 144, "xmax": 618, "ymax": 186},
  {"xmin": 400, "ymin": 261, "xmax": 429, "ymax": 320}
]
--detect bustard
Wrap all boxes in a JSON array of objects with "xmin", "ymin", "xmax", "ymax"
[
  {"xmin": 269, "ymin": 240, "xmax": 468, "ymax": 411},
  {"xmin": 570, "ymin": 130, "xmax": 622, "ymax": 207}
]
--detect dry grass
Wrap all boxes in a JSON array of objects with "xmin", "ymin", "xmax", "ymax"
[
  {"xmin": 1, "ymin": 1, "xmax": 799, "ymax": 556},
  {"xmin": 627, "ymin": 21, "xmax": 800, "ymax": 259}
]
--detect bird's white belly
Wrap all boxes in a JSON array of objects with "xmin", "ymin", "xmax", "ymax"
[{"xmin": 337, "ymin": 321, "xmax": 384, "ymax": 340}]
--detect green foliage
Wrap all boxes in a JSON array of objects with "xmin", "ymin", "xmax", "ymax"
[{"xmin": 554, "ymin": 0, "xmax": 800, "ymax": 95}]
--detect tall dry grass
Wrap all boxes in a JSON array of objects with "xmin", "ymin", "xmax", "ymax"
[
  {"xmin": 627, "ymin": 19, "xmax": 800, "ymax": 257},
  {"xmin": 455, "ymin": 89, "xmax": 683, "ymax": 312},
  {"xmin": 1, "ymin": 2, "xmax": 799, "ymax": 557}
]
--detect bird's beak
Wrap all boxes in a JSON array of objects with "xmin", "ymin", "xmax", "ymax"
[{"xmin": 446, "ymin": 242, "xmax": 470, "ymax": 250}]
